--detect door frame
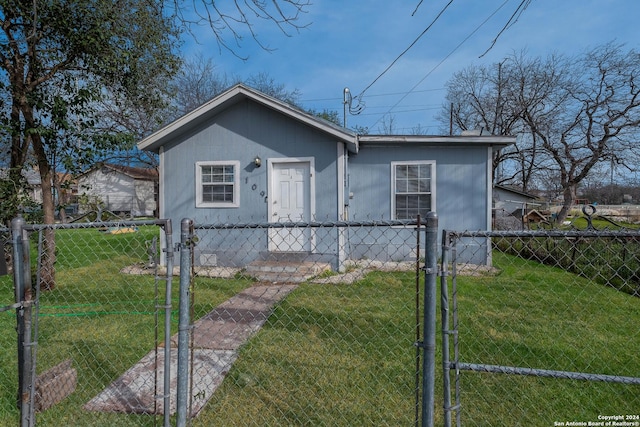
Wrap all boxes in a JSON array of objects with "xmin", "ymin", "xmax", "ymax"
[{"xmin": 267, "ymin": 157, "xmax": 316, "ymax": 252}]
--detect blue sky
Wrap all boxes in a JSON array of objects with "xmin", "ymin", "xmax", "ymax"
[{"xmin": 184, "ymin": 0, "xmax": 639, "ymax": 135}]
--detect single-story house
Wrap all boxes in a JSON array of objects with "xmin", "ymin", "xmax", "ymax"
[
  {"xmin": 76, "ymin": 164, "xmax": 158, "ymax": 217},
  {"xmin": 138, "ymin": 84, "xmax": 514, "ymax": 268}
]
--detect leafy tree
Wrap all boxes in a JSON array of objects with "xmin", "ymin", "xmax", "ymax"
[
  {"xmin": 0, "ymin": 1, "xmax": 180, "ymax": 288},
  {"xmin": 440, "ymin": 44, "xmax": 640, "ymax": 223},
  {"xmin": 1, "ymin": 0, "xmax": 311, "ymax": 289}
]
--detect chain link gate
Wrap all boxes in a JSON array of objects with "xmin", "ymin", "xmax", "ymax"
[
  {"xmin": 2, "ymin": 218, "xmax": 175, "ymax": 427},
  {"xmin": 170, "ymin": 217, "xmax": 438, "ymax": 426},
  {"xmin": 440, "ymin": 219, "xmax": 640, "ymax": 426}
]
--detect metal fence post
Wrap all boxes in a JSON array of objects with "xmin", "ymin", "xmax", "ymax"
[
  {"xmin": 176, "ymin": 218, "xmax": 193, "ymax": 427},
  {"xmin": 12, "ymin": 216, "xmax": 34, "ymax": 427},
  {"xmin": 161, "ymin": 219, "xmax": 174, "ymax": 427},
  {"xmin": 440, "ymin": 231, "xmax": 452, "ymax": 427},
  {"xmin": 422, "ymin": 212, "xmax": 438, "ymax": 427}
]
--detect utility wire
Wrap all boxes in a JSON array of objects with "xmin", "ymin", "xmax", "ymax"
[
  {"xmin": 367, "ymin": 0, "xmax": 511, "ymax": 131},
  {"xmin": 480, "ymin": 0, "xmax": 532, "ymax": 58},
  {"xmin": 354, "ymin": 0, "xmax": 454, "ymax": 102},
  {"xmin": 412, "ymin": 0, "xmax": 426, "ymax": 16},
  {"xmin": 302, "ymin": 87, "xmax": 445, "ymax": 103}
]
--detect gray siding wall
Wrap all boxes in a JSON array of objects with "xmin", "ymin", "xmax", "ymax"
[
  {"xmin": 157, "ymin": 99, "xmax": 495, "ymax": 267},
  {"xmin": 78, "ymin": 170, "xmax": 136, "ymax": 214},
  {"xmin": 348, "ymin": 143, "xmax": 490, "ymax": 230},
  {"xmin": 160, "ymin": 99, "xmax": 342, "ymax": 265},
  {"xmin": 161, "ymin": 99, "xmax": 340, "ymax": 225},
  {"xmin": 348, "ymin": 143, "xmax": 491, "ymax": 264}
]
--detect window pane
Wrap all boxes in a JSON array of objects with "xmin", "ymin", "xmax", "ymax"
[
  {"xmin": 419, "ymin": 164, "xmax": 430, "ymax": 178},
  {"xmin": 201, "ymin": 166, "xmax": 213, "ymax": 183},
  {"xmin": 418, "ymin": 177, "xmax": 431, "ymax": 193},
  {"xmin": 395, "ymin": 165, "xmax": 408, "ymax": 193},
  {"xmin": 203, "ymin": 184, "xmax": 234, "ymax": 202},
  {"xmin": 396, "ymin": 165, "xmax": 408, "ymax": 179},
  {"xmin": 394, "ymin": 162, "xmax": 433, "ymax": 219},
  {"xmin": 396, "ymin": 195, "xmax": 408, "ymax": 209},
  {"xmin": 201, "ymin": 165, "xmax": 234, "ymax": 183},
  {"xmin": 407, "ymin": 164, "xmax": 420, "ymax": 179},
  {"xmin": 199, "ymin": 163, "xmax": 236, "ymax": 205},
  {"xmin": 418, "ymin": 194, "xmax": 431, "ymax": 211},
  {"xmin": 396, "ymin": 179, "xmax": 406, "ymax": 194}
]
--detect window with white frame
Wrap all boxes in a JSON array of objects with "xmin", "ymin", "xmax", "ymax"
[
  {"xmin": 196, "ymin": 161, "xmax": 240, "ymax": 208},
  {"xmin": 391, "ymin": 161, "xmax": 435, "ymax": 220}
]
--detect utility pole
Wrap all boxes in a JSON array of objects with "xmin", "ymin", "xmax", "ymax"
[{"xmin": 343, "ymin": 87, "xmax": 350, "ymax": 128}]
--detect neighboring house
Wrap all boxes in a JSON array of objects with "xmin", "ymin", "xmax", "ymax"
[
  {"xmin": 0, "ymin": 167, "xmax": 43, "ymax": 204},
  {"xmin": 76, "ymin": 164, "xmax": 158, "ymax": 217},
  {"xmin": 493, "ymin": 185, "xmax": 541, "ymax": 230},
  {"xmin": 138, "ymin": 84, "xmax": 514, "ymax": 268}
]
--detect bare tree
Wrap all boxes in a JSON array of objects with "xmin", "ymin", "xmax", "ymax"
[
  {"xmin": 172, "ymin": 0, "xmax": 311, "ymax": 59},
  {"xmin": 379, "ymin": 114, "xmax": 398, "ymax": 134},
  {"xmin": 246, "ymin": 72, "xmax": 302, "ymax": 106},
  {"xmin": 522, "ymin": 44, "xmax": 640, "ymax": 222},
  {"xmin": 170, "ymin": 54, "xmax": 237, "ymax": 117},
  {"xmin": 439, "ymin": 56, "xmax": 542, "ymax": 188},
  {"xmin": 440, "ymin": 44, "xmax": 640, "ymax": 223}
]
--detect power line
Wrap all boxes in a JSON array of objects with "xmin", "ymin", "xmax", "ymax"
[
  {"xmin": 367, "ymin": 0, "xmax": 512, "ymax": 131},
  {"xmin": 353, "ymin": 0, "xmax": 455, "ymax": 101},
  {"xmin": 480, "ymin": 0, "xmax": 533, "ymax": 58},
  {"xmin": 301, "ymin": 87, "xmax": 445, "ymax": 104},
  {"xmin": 356, "ymin": 106, "xmax": 442, "ymax": 116}
]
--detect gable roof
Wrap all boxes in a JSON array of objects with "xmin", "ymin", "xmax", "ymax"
[
  {"xmin": 138, "ymin": 83, "xmax": 359, "ymax": 154},
  {"xmin": 137, "ymin": 84, "xmax": 516, "ymax": 154}
]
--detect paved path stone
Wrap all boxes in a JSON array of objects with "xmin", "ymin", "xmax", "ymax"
[{"xmin": 84, "ymin": 284, "xmax": 297, "ymax": 416}]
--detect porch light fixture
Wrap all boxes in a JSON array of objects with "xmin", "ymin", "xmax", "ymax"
[{"xmin": 254, "ymin": 156, "xmax": 262, "ymax": 167}]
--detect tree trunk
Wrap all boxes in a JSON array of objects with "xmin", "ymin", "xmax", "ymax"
[
  {"xmin": 555, "ymin": 184, "xmax": 577, "ymax": 224},
  {"xmin": 28, "ymin": 117, "xmax": 57, "ymax": 291}
]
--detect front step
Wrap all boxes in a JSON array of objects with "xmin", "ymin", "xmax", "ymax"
[{"xmin": 245, "ymin": 260, "xmax": 331, "ymax": 283}]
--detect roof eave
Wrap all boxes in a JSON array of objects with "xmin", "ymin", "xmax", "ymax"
[{"xmin": 357, "ymin": 135, "xmax": 515, "ymax": 148}]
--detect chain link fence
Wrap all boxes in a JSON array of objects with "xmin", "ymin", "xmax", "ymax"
[
  {"xmin": 1, "ymin": 219, "xmax": 175, "ymax": 427},
  {"xmin": 6, "ymin": 211, "xmax": 638, "ymax": 426},
  {"xmin": 178, "ymin": 219, "xmax": 426, "ymax": 426},
  {"xmin": 3, "ymin": 218, "xmax": 428, "ymax": 426},
  {"xmin": 441, "ymin": 225, "xmax": 640, "ymax": 426}
]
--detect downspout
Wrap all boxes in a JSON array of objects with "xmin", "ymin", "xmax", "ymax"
[
  {"xmin": 486, "ymin": 146, "xmax": 494, "ymax": 266},
  {"xmin": 344, "ymin": 145, "xmax": 349, "ymax": 220},
  {"xmin": 344, "ymin": 134, "xmax": 359, "ymax": 220},
  {"xmin": 338, "ymin": 139, "xmax": 352, "ymax": 272}
]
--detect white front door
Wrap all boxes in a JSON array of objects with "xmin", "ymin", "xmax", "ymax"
[{"xmin": 269, "ymin": 161, "xmax": 312, "ymax": 252}]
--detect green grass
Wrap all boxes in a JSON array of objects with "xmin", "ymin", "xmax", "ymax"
[
  {"xmin": 450, "ymin": 252, "xmax": 640, "ymax": 425},
  {"xmin": 192, "ymin": 252, "xmax": 640, "ymax": 426},
  {"xmin": 195, "ymin": 271, "xmax": 419, "ymax": 426},
  {"xmin": 495, "ymin": 232, "xmax": 640, "ymax": 296},
  {"xmin": 0, "ymin": 226, "xmax": 250, "ymax": 427},
  {"xmin": 1, "ymin": 228, "xmax": 639, "ymax": 426}
]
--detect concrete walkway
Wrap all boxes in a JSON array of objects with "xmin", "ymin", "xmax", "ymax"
[{"xmin": 84, "ymin": 284, "xmax": 298, "ymax": 417}]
